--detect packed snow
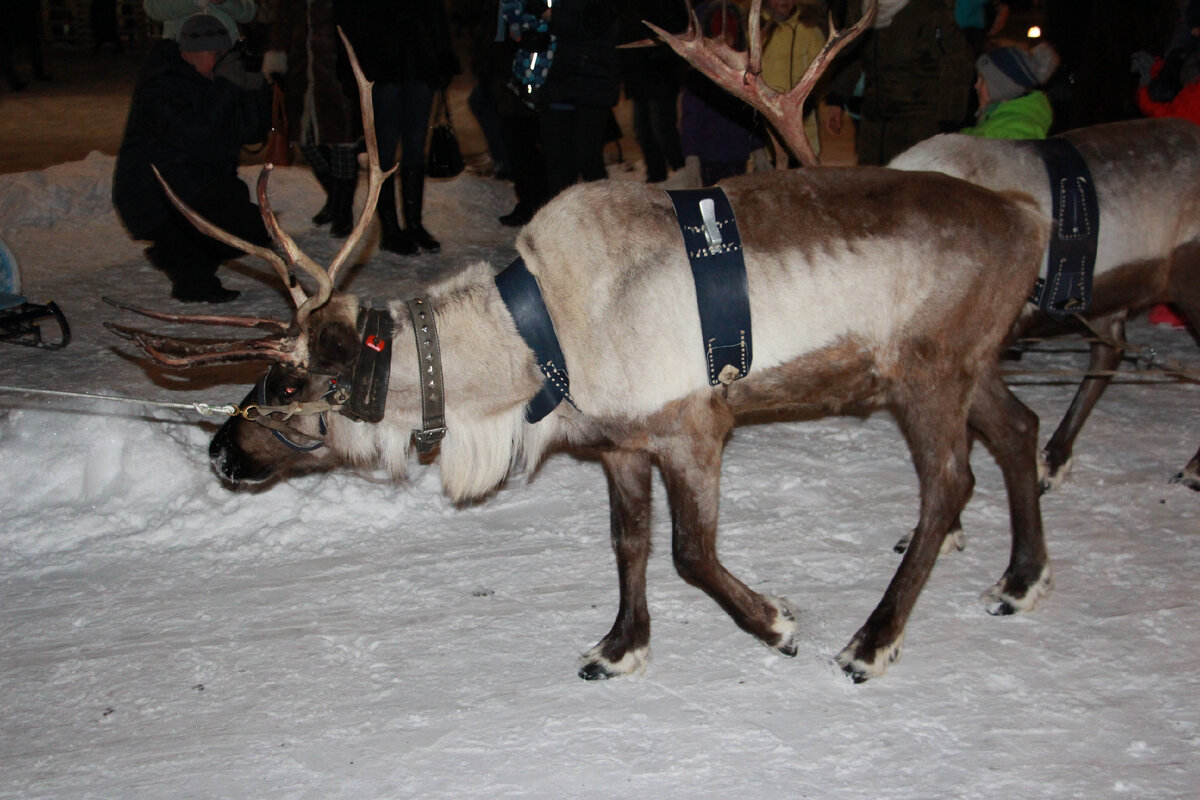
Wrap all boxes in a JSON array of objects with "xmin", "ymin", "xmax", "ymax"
[{"xmin": 1, "ymin": 153, "xmax": 1198, "ymax": 799}]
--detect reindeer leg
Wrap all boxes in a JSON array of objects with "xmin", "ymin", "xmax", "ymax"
[
  {"xmin": 1167, "ymin": 249, "xmax": 1200, "ymax": 490},
  {"xmin": 837, "ymin": 384, "xmax": 974, "ymax": 683},
  {"xmin": 579, "ymin": 449, "xmax": 655, "ymax": 680},
  {"xmin": 1039, "ymin": 314, "xmax": 1126, "ymax": 493},
  {"xmin": 894, "ymin": 512, "xmax": 966, "ymax": 555},
  {"xmin": 968, "ymin": 368, "xmax": 1053, "ymax": 615},
  {"xmin": 657, "ymin": 395, "xmax": 800, "ymax": 658}
]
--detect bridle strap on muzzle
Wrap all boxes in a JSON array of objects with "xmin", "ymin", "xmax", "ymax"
[
  {"xmin": 253, "ymin": 371, "xmax": 333, "ymax": 453},
  {"xmin": 406, "ymin": 297, "xmax": 447, "ymax": 454}
]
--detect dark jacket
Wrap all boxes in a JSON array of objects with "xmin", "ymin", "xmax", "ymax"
[
  {"xmin": 113, "ymin": 39, "xmax": 270, "ymax": 239},
  {"xmin": 546, "ymin": 0, "xmax": 621, "ymax": 107},
  {"xmin": 828, "ymin": 0, "xmax": 972, "ymax": 125},
  {"xmin": 336, "ymin": 0, "xmax": 460, "ymax": 88},
  {"xmin": 618, "ymin": 0, "xmax": 688, "ymax": 102}
]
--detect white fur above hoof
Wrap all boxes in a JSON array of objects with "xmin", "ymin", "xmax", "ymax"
[
  {"xmin": 578, "ymin": 644, "xmax": 649, "ymax": 680},
  {"xmin": 835, "ymin": 633, "xmax": 904, "ymax": 684},
  {"xmin": 765, "ymin": 595, "xmax": 800, "ymax": 657},
  {"xmin": 982, "ymin": 564, "xmax": 1053, "ymax": 616},
  {"xmin": 893, "ymin": 528, "xmax": 966, "ymax": 555},
  {"xmin": 1038, "ymin": 452, "xmax": 1073, "ymax": 494}
]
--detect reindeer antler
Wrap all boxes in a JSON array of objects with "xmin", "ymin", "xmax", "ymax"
[
  {"xmin": 113, "ymin": 26, "xmax": 391, "ymax": 370},
  {"xmin": 648, "ymin": 0, "xmax": 877, "ymax": 167},
  {"xmin": 328, "ymin": 27, "xmax": 394, "ymax": 286}
]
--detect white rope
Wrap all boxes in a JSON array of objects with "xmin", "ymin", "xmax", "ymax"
[{"xmin": 0, "ymin": 385, "xmax": 238, "ymax": 417}]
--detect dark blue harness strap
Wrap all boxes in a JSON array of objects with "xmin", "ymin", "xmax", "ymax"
[
  {"xmin": 667, "ymin": 187, "xmax": 753, "ymax": 385},
  {"xmin": 494, "ymin": 257, "xmax": 574, "ymax": 423},
  {"xmin": 1030, "ymin": 138, "xmax": 1100, "ymax": 320}
]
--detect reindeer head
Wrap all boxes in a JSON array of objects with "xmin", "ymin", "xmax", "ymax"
[{"xmin": 108, "ymin": 30, "xmax": 421, "ymax": 487}]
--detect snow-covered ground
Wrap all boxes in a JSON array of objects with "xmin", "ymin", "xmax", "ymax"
[{"xmin": 1, "ymin": 154, "xmax": 1198, "ymax": 799}]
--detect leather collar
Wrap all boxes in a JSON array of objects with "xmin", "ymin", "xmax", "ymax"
[
  {"xmin": 346, "ymin": 306, "xmax": 393, "ymax": 423},
  {"xmin": 405, "ymin": 297, "xmax": 447, "ymax": 453}
]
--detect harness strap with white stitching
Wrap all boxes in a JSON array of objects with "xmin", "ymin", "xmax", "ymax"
[
  {"xmin": 667, "ymin": 187, "xmax": 753, "ymax": 386},
  {"xmin": 1030, "ymin": 138, "xmax": 1100, "ymax": 321}
]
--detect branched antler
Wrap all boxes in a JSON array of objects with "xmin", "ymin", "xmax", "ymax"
[
  {"xmin": 105, "ymin": 323, "xmax": 303, "ymax": 367},
  {"xmin": 102, "ymin": 296, "xmax": 291, "ymax": 333},
  {"xmin": 328, "ymin": 27, "xmax": 394, "ymax": 286},
  {"xmin": 648, "ymin": 0, "xmax": 877, "ymax": 166}
]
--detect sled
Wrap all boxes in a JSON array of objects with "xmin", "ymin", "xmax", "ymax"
[{"xmin": 0, "ymin": 239, "xmax": 70, "ymax": 350}]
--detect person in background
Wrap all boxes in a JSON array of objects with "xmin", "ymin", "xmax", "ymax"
[
  {"xmin": 467, "ymin": 0, "xmax": 514, "ymax": 181},
  {"xmin": 1130, "ymin": 0, "xmax": 1199, "ymax": 330},
  {"xmin": 144, "ymin": 0, "xmax": 256, "ymax": 44},
  {"xmin": 91, "ymin": 0, "xmax": 126, "ymax": 54},
  {"xmin": 489, "ymin": 0, "xmax": 547, "ymax": 225},
  {"xmin": 619, "ymin": 0, "xmax": 688, "ymax": 183},
  {"xmin": 1, "ymin": 0, "xmax": 52, "ymax": 90},
  {"xmin": 823, "ymin": 0, "xmax": 973, "ymax": 165},
  {"xmin": 339, "ymin": 1, "xmax": 460, "ymax": 255},
  {"xmin": 960, "ymin": 43, "xmax": 1059, "ymax": 139},
  {"xmin": 538, "ymin": 0, "xmax": 621, "ymax": 200},
  {"xmin": 263, "ymin": 0, "xmax": 360, "ymax": 239},
  {"xmin": 113, "ymin": 14, "xmax": 271, "ymax": 303},
  {"xmin": 678, "ymin": 1, "xmax": 764, "ymax": 186},
  {"xmin": 955, "ymin": 0, "xmax": 1008, "ymax": 55},
  {"xmin": 760, "ymin": 0, "xmax": 827, "ymax": 161}
]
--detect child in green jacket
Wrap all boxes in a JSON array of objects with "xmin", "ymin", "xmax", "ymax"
[{"xmin": 961, "ymin": 43, "xmax": 1059, "ymax": 139}]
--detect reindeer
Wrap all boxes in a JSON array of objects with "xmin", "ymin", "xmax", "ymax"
[
  {"xmin": 890, "ymin": 121, "xmax": 1200, "ymax": 493},
  {"xmin": 109, "ymin": 27, "xmax": 1052, "ymax": 683},
  {"xmin": 655, "ymin": 1, "xmax": 1200, "ymax": 494}
]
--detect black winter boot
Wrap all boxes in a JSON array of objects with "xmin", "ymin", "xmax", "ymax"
[
  {"xmin": 400, "ymin": 167, "xmax": 440, "ymax": 253},
  {"xmin": 328, "ymin": 176, "xmax": 357, "ymax": 238},
  {"xmin": 377, "ymin": 176, "xmax": 417, "ymax": 255}
]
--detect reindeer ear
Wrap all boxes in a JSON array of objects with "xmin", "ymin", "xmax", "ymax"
[{"xmin": 312, "ymin": 322, "xmax": 361, "ymax": 371}]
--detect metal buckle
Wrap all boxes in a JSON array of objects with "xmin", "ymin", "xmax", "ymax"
[{"xmin": 411, "ymin": 425, "xmax": 447, "ymax": 454}]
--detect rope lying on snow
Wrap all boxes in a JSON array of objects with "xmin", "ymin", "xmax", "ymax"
[
  {"xmin": 0, "ymin": 385, "xmax": 334, "ymax": 421},
  {"xmin": 0, "ymin": 385, "xmax": 238, "ymax": 416},
  {"xmin": 1006, "ymin": 314, "xmax": 1200, "ymax": 384}
]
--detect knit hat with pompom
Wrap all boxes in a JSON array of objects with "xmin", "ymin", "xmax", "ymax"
[{"xmin": 976, "ymin": 43, "xmax": 1060, "ymax": 103}]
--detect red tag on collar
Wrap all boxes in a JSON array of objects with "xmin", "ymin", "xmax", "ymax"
[{"xmin": 365, "ymin": 334, "xmax": 386, "ymax": 352}]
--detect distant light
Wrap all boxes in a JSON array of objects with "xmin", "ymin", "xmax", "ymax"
[{"xmin": 1027, "ymin": 25, "xmax": 1042, "ymax": 39}]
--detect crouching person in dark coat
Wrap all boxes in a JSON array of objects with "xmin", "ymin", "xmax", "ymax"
[{"xmin": 113, "ymin": 14, "xmax": 271, "ymax": 303}]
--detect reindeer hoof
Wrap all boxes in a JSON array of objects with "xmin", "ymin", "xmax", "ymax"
[
  {"xmin": 578, "ymin": 644, "xmax": 648, "ymax": 680},
  {"xmin": 1038, "ymin": 451, "xmax": 1073, "ymax": 494},
  {"xmin": 893, "ymin": 528, "xmax": 966, "ymax": 555},
  {"xmin": 765, "ymin": 595, "xmax": 800, "ymax": 657},
  {"xmin": 835, "ymin": 633, "xmax": 904, "ymax": 683},
  {"xmin": 982, "ymin": 564, "xmax": 1053, "ymax": 616}
]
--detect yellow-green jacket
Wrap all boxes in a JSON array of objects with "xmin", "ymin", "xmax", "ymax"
[{"xmin": 761, "ymin": 8, "xmax": 827, "ymax": 155}]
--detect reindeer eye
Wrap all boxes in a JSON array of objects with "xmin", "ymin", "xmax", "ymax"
[{"xmin": 280, "ymin": 384, "xmax": 300, "ymax": 399}]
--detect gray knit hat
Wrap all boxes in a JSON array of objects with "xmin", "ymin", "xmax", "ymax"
[
  {"xmin": 178, "ymin": 14, "xmax": 233, "ymax": 53},
  {"xmin": 976, "ymin": 43, "xmax": 1060, "ymax": 103}
]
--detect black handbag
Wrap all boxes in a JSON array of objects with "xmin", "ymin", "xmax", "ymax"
[{"xmin": 426, "ymin": 89, "xmax": 464, "ymax": 179}]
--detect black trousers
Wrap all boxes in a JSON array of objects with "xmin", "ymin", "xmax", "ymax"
[
  {"xmin": 539, "ymin": 104, "xmax": 611, "ymax": 201},
  {"xmin": 145, "ymin": 176, "xmax": 270, "ymax": 290}
]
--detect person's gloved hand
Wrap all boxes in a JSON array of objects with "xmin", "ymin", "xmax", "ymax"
[
  {"xmin": 261, "ymin": 49, "xmax": 287, "ymax": 84},
  {"xmin": 1131, "ymin": 51, "xmax": 1155, "ymax": 87},
  {"xmin": 215, "ymin": 49, "xmax": 264, "ymax": 90}
]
